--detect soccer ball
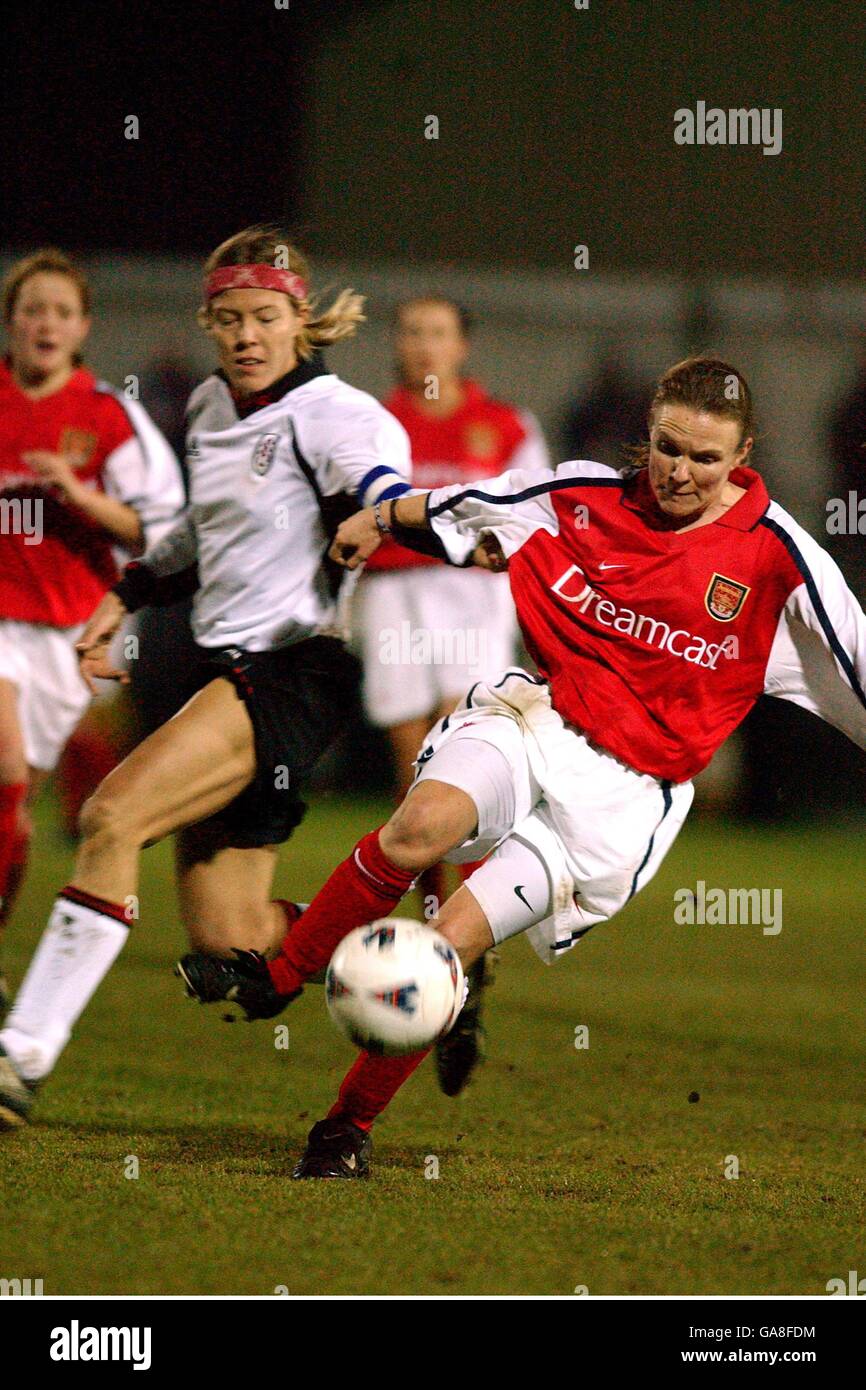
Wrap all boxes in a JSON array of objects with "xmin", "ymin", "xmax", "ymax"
[{"xmin": 325, "ymin": 918, "xmax": 465, "ymax": 1055}]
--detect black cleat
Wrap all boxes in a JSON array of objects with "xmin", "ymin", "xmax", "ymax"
[
  {"xmin": 435, "ymin": 952, "xmax": 493, "ymax": 1097},
  {"xmin": 292, "ymin": 1118, "xmax": 372, "ymax": 1179},
  {"xmin": 175, "ymin": 949, "xmax": 300, "ymax": 1022},
  {"xmin": 0, "ymin": 1044, "xmax": 37, "ymax": 1131}
]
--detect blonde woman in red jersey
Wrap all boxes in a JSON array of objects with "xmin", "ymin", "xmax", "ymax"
[
  {"xmin": 179, "ymin": 356, "xmax": 866, "ymax": 1180},
  {"xmin": 355, "ymin": 296, "xmax": 549, "ymax": 1094},
  {"xmin": 0, "ymin": 251, "xmax": 182, "ymax": 1007}
]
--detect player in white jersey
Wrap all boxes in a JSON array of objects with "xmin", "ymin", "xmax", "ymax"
[{"xmin": 0, "ymin": 224, "xmax": 412, "ymax": 1127}]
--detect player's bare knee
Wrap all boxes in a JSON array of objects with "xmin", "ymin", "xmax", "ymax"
[
  {"xmin": 78, "ymin": 788, "xmax": 144, "ymax": 852},
  {"xmin": 380, "ymin": 785, "xmax": 471, "ymax": 870}
]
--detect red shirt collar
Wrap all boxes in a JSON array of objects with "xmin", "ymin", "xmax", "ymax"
[
  {"xmin": 0, "ymin": 357, "xmax": 94, "ymax": 397},
  {"xmin": 385, "ymin": 378, "xmax": 487, "ymax": 420},
  {"xmin": 620, "ymin": 465, "xmax": 769, "ymax": 532}
]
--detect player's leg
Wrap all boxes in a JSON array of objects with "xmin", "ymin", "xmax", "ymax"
[
  {"xmin": 354, "ymin": 569, "xmax": 449, "ymax": 915},
  {"xmin": 0, "ymin": 677, "xmax": 28, "ymax": 1012},
  {"xmin": 73, "ymin": 677, "xmax": 256, "ymax": 901},
  {"xmin": 178, "ymin": 711, "xmax": 538, "ymax": 1013},
  {"xmin": 177, "ymin": 774, "xmax": 480, "ymax": 1017},
  {"xmin": 292, "ymin": 836, "xmax": 549, "ymax": 1178},
  {"xmin": 280, "ymin": 713, "xmax": 537, "ymax": 984},
  {"xmin": 424, "ymin": 567, "xmax": 520, "ymax": 1093},
  {"xmin": 0, "ymin": 677, "xmax": 256, "ymax": 1123},
  {"xmin": 0, "ymin": 620, "xmax": 94, "ymax": 1007},
  {"xmin": 175, "ymin": 826, "xmax": 288, "ymax": 956},
  {"xmin": 0, "ymin": 767, "xmax": 49, "ymax": 935},
  {"xmin": 294, "ymin": 753, "xmax": 695, "ymax": 1178},
  {"xmin": 0, "ymin": 621, "xmax": 96, "ymax": 947},
  {"xmin": 386, "ymin": 715, "xmax": 450, "ymax": 920},
  {"xmin": 284, "ymin": 722, "xmax": 537, "ymax": 1179}
]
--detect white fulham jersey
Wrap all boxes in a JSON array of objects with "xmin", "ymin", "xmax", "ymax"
[{"xmin": 141, "ymin": 363, "xmax": 412, "ymax": 651}]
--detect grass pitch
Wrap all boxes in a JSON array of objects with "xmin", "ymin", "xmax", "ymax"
[{"xmin": 0, "ymin": 794, "xmax": 864, "ymax": 1296}]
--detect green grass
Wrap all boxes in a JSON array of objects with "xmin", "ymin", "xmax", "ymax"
[{"xmin": 0, "ymin": 795, "xmax": 864, "ymax": 1295}]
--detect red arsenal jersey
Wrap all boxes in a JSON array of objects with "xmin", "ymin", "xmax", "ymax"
[
  {"xmin": 0, "ymin": 361, "xmax": 137, "ymax": 627},
  {"xmin": 367, "ymin": 378, "xmax": 547, "ymax": 572},
  {"xmin": 428, "ymin": 461, "xmax": 866, "ymax": 782}
]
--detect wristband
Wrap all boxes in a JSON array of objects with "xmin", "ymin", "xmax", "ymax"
[{"xmin": 373, "ymin": 501, "xmax": 392, "ymax": 536}]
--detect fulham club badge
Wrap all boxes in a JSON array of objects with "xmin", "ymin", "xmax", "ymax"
[
  {"xmin": 251, "ymin": 433, "xmax": 280, "ymax": 478},
  {"xmin": 705, "ymin": 572, "xmax": 750, "ymax": 622}
]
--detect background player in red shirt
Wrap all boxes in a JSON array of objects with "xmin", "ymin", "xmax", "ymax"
[
  {"xmin": 0, "ymin": 250, "xmax": 182, "ymax": 1008},
  {"xmin": 354, "ymin": 295, "xmax": 549, "ymax": 1092}
]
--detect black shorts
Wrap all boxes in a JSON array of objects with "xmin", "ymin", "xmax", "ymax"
[{"xmin": 187, "ymin": 635, "xmax": 361, "ymax": 849}]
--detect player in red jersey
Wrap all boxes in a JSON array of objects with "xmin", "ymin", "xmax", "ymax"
[
  {"xmin": 355, "ymin": 296, "xmax": 548, "ymax": 1093},
  {"xmin": 177, "ymin": 355, "xmax": 866, "ymax": 1180},
  {"xmin": 0, "ymin": 250, "xmax": 182, "ymax": 1006}
]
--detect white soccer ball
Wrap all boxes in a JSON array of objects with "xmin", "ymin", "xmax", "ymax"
[{"xmin": 325, "ymin": 918, "xmax": 465, "ymax": 1056}]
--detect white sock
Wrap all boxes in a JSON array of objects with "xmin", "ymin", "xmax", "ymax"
[{"xmin": 0, "ymin": 893, "xmax": 130, "ymax": 1082}]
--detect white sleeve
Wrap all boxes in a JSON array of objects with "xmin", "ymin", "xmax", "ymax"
[
  {"xmin": 316, "ymin": 403, "xmax": 413, "ymax": 506},
  {"xmin": 426, "ymin": 458, "xmax": 616, "ymax": 566},
  {"xmin": 100, "ymin": 396, "xmax": 186, "ymax": 548},
  {"xmin": 763, "ymin": 508, "xmax": 866, "ymax": 751},
  {"xmin": 506, "ymin": 411, "xmax": 551, "ymax": 473},
  {"xmin": 426, "ymin": 466, "xmax": 561, "ymax": 566},
  {"xmin": 140, "ymin": 512, "xmax": 198, "ymax": 577}
]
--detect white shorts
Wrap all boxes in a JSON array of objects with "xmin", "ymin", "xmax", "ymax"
[
  {"xmin": 0, "ymin": 620, "xmax": 90, "ymax": 771},
  {"xmin": 412, "ymin": 670, "xmax": 694, "ymax": 961},
  {"xmin": 353, "ymin": 566, "xmax": 518, "ymax": 727}
]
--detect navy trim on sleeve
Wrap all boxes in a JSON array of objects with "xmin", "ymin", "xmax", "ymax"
[
  {"xmin": 377, "ymin": 482, "xmax": 412, "ymax": 502},
  {"xmin": 427, "ymin": 475, "xmax": 623, "ymax": 519},
  {"xmin": 760, "ymin": 515, "xmax": 866, "ymax": 712},
  {"xmin": 358, "ymin": 463, "xmax": 399, "ymax": 499}
]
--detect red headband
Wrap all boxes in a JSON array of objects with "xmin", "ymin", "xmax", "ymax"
[{"xmin": 205, "ymin": 264, "xmax": 308, "ymax": 301}]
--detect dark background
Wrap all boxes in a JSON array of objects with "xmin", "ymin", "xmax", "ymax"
[{"xmin": 2, "ymin": 0, "xmax": 862, "ymax": 275}]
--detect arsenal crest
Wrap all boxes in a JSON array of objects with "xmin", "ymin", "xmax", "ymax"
[
  {"xmin": 705, "ymin": 572, "xmax": 750, "ymax": 622},
  {"xmin": 251, "ymin": 433, "xmax": 280, "ymax": 477},
  {"xmin": 59, "ymin": 428, "xmax": 98, "ymax": 469}
]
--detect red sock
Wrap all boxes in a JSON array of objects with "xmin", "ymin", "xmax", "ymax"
[
  {"xmin": 327, "ymin": 1047, "xmax": 431, "ymax": 1130},
  {"xmin": 0, "ymin": 782, "xmax": 27, "ymax": 906},
  {"xmin": 268, "ymin": 829, "xmax": 416, "ymax": 996},
  {"xmin": 0, "ymin": 825, "xmax": 31, "ymax": 926}
]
